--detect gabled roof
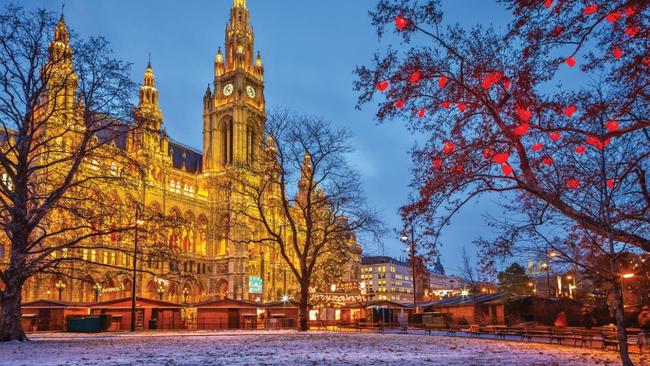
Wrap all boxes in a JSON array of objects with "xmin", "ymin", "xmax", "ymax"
[
  {"xmin": 22, "ymin": 299, "xmax": 90, "ymax": 308},
  {"xmin": 89, "ymin": 296, "xmax": 181, "ymax": 308},
  {"xmin": 366, "ymin": 300, "xmax": 413, "ymax": 309},
  {"xmin": 194, "ymin": 298, "xmax": 259, "ymax": 309},
  {"xmin": 421, "ymin": 292, "xmax": 512, "ymax": 308}
]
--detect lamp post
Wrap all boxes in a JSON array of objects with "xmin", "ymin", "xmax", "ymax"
[
  {"xmin": 157, "ymin": 285, "xmax": 165, "ymax": 301},
  {"xmin": 130, "ymin": 213, "xmax": 144, "ymax": 332},
  {"xmin": 620, "ymin": 273, "xmax": 634, "ymax": 308},
  {"xmin": 93, "ymin": 282, "xmax": 102, "ymax": 303},
  {"xmin": 55, "ymin": 280, "xmax": 66, "ymax": 301},
  {"xmin": 401, "ymin": 227, "xmax": 418, "ymax": 315},
  {"xmin": 541, "ymin": 262, "xmax": 551, "ymax": 297}
]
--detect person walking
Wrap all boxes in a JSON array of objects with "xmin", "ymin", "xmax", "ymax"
[{"xmin": 638, "ymin": 305, "xmax": 650, "ymax": 351}]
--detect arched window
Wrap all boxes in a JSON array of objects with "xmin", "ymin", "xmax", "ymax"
[{"xmin": 169, "ymin": 179, "xmax": 175, "ymax": 192}]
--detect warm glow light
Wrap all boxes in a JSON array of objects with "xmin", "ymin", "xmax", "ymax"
[
  {"xmin": 400, "ymin": 234, "xmax": 408, "ymax": 242},
  {"xmin": 461, "ymin": 289, "xmax": 469, "ymax": 296},
  {"xmin": 622, "ymin": 273, "xmax": 634, "ymax": 279},
  {"xmin": 281, "ymin": 295, "xmax": 289, "ymax": 303}
]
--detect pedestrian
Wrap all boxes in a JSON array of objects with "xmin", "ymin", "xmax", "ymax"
[
  {"xmin": 638, "ymin": 305, "xmax": 650, "ymax": 351},
  {"xmin": 554, "ymin": 311, "xmax": 568, "ymax": 328}
]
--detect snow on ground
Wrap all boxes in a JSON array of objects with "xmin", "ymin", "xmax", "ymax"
[{"xmin": 1, "ymin": 331, "xmax": 647, "ymax": 366}]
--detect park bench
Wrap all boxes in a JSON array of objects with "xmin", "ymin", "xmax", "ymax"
[
  {"xmin": 601, "ymin": 332, "xmax": 642, "ymax": 353},
  {"xmin": 467, "ymin": 325, "xmax": 482, "ymax": 338}
]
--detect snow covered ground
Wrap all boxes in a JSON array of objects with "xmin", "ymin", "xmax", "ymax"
[{"xmin": 1, "ymin": 331, "xmax": 647, "ymax": 365}]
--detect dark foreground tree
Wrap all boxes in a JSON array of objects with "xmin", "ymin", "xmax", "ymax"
[
  {"xmin": 227, "ymin": 110, "xmax": 383, "ymax": 331},
  {"xmin": 0, "ymin": 6, "xmax": 180, "ymax": 341},
  {"xmin": 355, "ymin": 1, "xmax": 647, "ymax": 364},
  {"xmin": 497, "ymin": 263, "xmax": 532, "ymax": 295}
]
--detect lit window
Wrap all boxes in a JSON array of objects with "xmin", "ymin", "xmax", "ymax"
[
  {"xmin": 175, "ymin": 181, "xmax": 181, "ymax": 193},
  {"xmin": 170, "ymin": 179, "xmax": 175, "ymax": 192},
  {"xmin": 110, "ymin": 162, "xmax": 118, "ymax": 176},
  {"xmin": 91, "ymin": 250, "xmax": 97, "ymax": 262},
  {"xmin": 91, "ymin": 159, "xmax": 99, "ymax": 171},
  {"xmin": 82, "ymin": 249, "xmax": 89, "ymax": 261},
  {"xmin": 110, "ymin": 252, "xmax": 116, "ymax": 265},
  {"xmin": 102, "ymin": 251, "xmax": 108, "ymax": 264}
]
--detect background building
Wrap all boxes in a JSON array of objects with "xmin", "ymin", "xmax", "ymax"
[{"xmin": 361, "ymin": 256, "xmax": 414, "ymax": 304}]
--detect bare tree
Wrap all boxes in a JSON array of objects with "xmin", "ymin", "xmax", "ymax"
[
  {"xmin": 0, "ymin": 6, "xmax": 180, "ymax": 341},
  {"xmin": 226, "ymin": 110, "xmax": 383, "ymax": 331}
]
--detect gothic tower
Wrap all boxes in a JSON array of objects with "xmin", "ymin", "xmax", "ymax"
[
  {"xmin": 133, "ymin": 62, "xmax": 164, "ymax": 154},
  {"xmin": 203, "ymin": 0, "xmax": 266, "ymax": 172}
]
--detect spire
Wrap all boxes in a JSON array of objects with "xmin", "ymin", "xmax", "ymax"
[
  {"xmin": 233, "ymin": 0, "xmax": 246, "ymax": 8},
  {"xmin": 139, "ymin": 62, "xmax": 158, "ymax": 109}
]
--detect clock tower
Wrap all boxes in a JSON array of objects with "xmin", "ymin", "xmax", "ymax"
[{"xmin": 203, "ymin": 0, "xmax": 265, "ymax": 172}]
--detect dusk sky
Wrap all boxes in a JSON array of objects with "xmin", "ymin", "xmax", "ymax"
[{"xmin": 13, "ymin": 0, "xmax": 516, "ymax": 275}]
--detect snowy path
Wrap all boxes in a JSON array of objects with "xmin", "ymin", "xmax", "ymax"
[{"xmin": 1, "ymin": 331, "xmax": 646, "ymax": 365}]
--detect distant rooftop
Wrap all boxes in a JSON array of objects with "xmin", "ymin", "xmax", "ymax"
[{"xmin": 361, "ymin": 256, "xmax": 409, "ymax": 267}]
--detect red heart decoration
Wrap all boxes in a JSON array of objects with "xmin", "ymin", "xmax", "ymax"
[
  {"xmin": 438, "ymin": 76, "xmax": 448, "ymax": 88},
  {"xmin": 394, "ymin": 100, "xmax": 405, "ymax": 109},
  {"xmin": 443, "ymin": 141, "xmax": 455, "ymax": 154},
  {"xmin": 454, "ymin": 164, "xmax": 464, "ymax": 174},
  {"xmin": 574, "ymin": 145, "xmax": 586, "ymax": 154},
  {"xmin": 542, "ymin": 156, "xmax": 554, "ymax": 166},
  {"xmin": 410, "ymin": 71, "xmax": 421, "ymax": 84},
  {"xmin": 586, "ymin": 135, "xmax": 611, "ymax": 150},
  {"xmin": 625, "ymin": 26, "xmax": 639, "ymax": 37},
  {"xmin": 564, "ymin": 105, "xmax": 577, "ymax": 118},
  {"xmin": 553, "ymin": 26, "xmax": 564, "ymax": 36},
  {"xmin": 514, "ymin": 123, "xmax": 530, "ymax": 136},
  {"xmin": 624, "ymin": 6, "xmax": 636, "ymax": 16},
  {"xmin": 549, "ymin": 132, "xmax": 561, "ymax": 141},
  {"xmin": 566, "ymin": 179, "xmax": 580, "ymax": 189},
  {"xmin": 606, "ymin": 12, "xmax": 622, "ymax": 23},
  {"xmin": 441, "ymin": 101, "xmax": 451, "ymax": 109},
  {"xmin": 482, "ymin": 72, "xmax": 502, "ymax": 90},
  {"xmin": 583, "ymin": 5, "xmax": 598, "ymax": 15},
  {"xmin": 492, "ymin": 152, "xmax": 509, "ymax": 164},
  {"xmin": 503, "ymin": 79, "xmax": 511, "ymax": 90},
  {"xmin": 532, "ymin": 143, "xmax": 544, "ymax": 151},
  {"xmin": 433, "ymin": 159, "xmax": 442, "ymax": 169},
  {"xmin": 544, "ymin": 0, "xmax": 553, "ymax": 9},
  {"xmin": 482, "ymin": 148, "xmax": 494, "ymax": 159},
  {"xmin": 613, "ymin": 48, "xmax": 623, "ymax": 59},
  {"xmin": 605, "ymin": 120, "xmax": 619, "ymax": 132},
  {"xmin": 395, "ymin": 16, "xmax": 408, "ymax": 31},
  {"xmin": 565, "ymin": 57, "xmax": 577, "ymax": 67},
  {"xmin": 644, "ymin": 57, "xmax": 650, "ymax": 67},
  {"xmin": 417, "ymin": 108, "xmax": 426, "ymax": 118},
  {"xmin": 458, "ymin": 103, "xmax": 467, "ymax": 112},
  {"xmin": 516, "ymin": 106, "xmax": 532, "ymax": 122},
  {"xmin": 607, "ymin": 179, "xmax": 614, "ymax": 189},
  {"xmin": 376, "ymin": 81, "xmax": 389, "ymax": 92},
  {"xmin": 502, "ymin": 164, "xmax": 513, "ymax": 176}
]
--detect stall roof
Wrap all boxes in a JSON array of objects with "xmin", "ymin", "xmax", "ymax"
[
  {"xmin": 420, "ymin": 292, "xmax": 512, "ymax": 308},
  {"xmin": 22, "ymin": 299, "xmax": 91, "ymax": 308},
  {"xmin": 366, "ymin": 300, "xmax": 413, "ymax": 309},
  {"xmin": 194, "ymin": 298, "xmax": 260, "ymax": 309},
  {"xmin": 263, "ymin": 300, "xmax": 306, "ymax": 308},
  {"xmin": 89, "ymin": 296, "xmax": 181, "ymax": 309}
]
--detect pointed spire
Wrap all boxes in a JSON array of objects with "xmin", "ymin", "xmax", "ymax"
[
  {"xmin": 54, "ymin": 8, "xmax": 69, "ymax": 44},
  {"xmin": 256, "ymin": 51, "xmax": 262, "ymax": 67},
  {"xmin": 147, "ymin": 52, "xmax": 151, "ymax": 68},
  {"xmin": 204, "ymin": 84, "xmax": 211, "ymax": 96},
  {"xmin": 216, "ymin": 47, "xmax": 223, "ymax": 63}
]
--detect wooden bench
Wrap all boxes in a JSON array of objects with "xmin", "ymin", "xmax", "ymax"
[{"xmin": 601, "ymin": 332, "xmax": 641, "ymax": 353}]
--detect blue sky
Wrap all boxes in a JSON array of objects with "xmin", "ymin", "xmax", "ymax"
[{"xmin": 12, "ymin": 0, "xmax": 518, "ymax": 275}]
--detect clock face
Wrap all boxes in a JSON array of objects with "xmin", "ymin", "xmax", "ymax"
[
  {"xmin": 246, "ymin": 85, "xmax": 256, "ymax": 99},
  {"xmin": 223, "ymin": 83, "xmax": 234, "ymax": 96}
]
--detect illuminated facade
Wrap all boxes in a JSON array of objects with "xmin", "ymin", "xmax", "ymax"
[
  {"xmin": 361, "ymin": 256, "xmax": 414, "ymax": 304},
  {"xmin": 11, "ymin": 0, "xmax": 357, "ymax": 305}
]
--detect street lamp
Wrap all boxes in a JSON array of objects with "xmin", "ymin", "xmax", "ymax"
[
  {"xmin": 93, "ymin": 282, "xmax": 103, "ymax": 303},
  {"xmin": 130, "ymin": 215, "xmax": 145, "ymax": 332},
  {"xmin": 157, "ymin": 286, "xmax": 165, "ymax": 301},
  {"xmin": 541, "ymin": 262, "xmax": 551, "ymax": 297},
  {"xmin": 55, "ymin": 280, "xmax": 66, "ymax": 301},
  {"xmin": 400, "ymin": 228, "xmax": 418, "ymax": 314}
]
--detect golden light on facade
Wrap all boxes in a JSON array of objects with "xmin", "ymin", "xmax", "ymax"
[{"xmin": 622, "ymin": 273, "xmax": 634, "ymax": 279}]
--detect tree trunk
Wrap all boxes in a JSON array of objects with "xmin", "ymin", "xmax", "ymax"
[
  {"xmin": 0, "ymin": 279, "xmax": 27, "ymax": 342},
  {"xmin": 298, "ymin": 280, "xmax": 310, "ymax": 332},
  {"xmin": 612, "ymin": 280, "xmax": 634, "ymax": 366}
]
